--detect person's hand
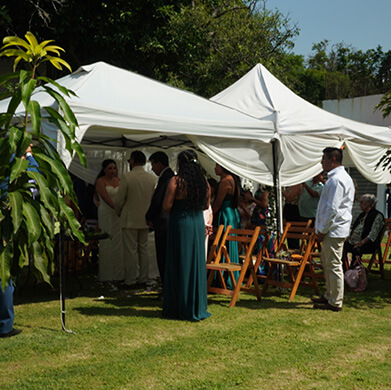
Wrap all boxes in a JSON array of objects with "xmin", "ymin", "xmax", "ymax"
[
  {"xmin": 205, "ymin": 224, "xmax": 213, "ymax": 236},
  {"xmin": 25, "ymin": 144, "xmax": 33, "ymax": 154},
  {"xmin": 316, "ymin": 232, "xmax": 325, "ymax": 242}
]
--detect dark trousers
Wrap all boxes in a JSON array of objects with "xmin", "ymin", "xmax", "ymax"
[
  {"xmin": 0, "ymin": 279, "xmax": 14, "ymax": 334},
  {"xmin": 154, "ymin": 228, "xmax": 168, "ymax": 288},
  {"xmin": 283, "ymin": 204, "xmax": 300, "ymax": 249},
  {"xmin": 344, "ymin": 241, "xmax": 375, "ymax": 269}
]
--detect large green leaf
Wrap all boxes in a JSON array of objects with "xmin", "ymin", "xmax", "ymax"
[
  {"xmin": 58, "ymin": 196, "xmax": 85, "ymax": 244},
  {"xmin": 21, "ymin": 78, "xmax": 37, "ymax": 109},
  {"xmin": 24, "ymin": 31, "xmax": 39, "ymax": 49},
  {"xmin": 72, "ymin": 141, "xmax": 87, "ymax": 168},
  {"xmin": 44, "ymin": 86, "xmax": 78, "ymax": 127},
  {"xmin": 4, "ymin": 92, "xmax": 22, "ymax": 130},
  {"xmin": 43, "ymin": 56, "xmax": 72, "ymax": 73},
  {"xmin": 8, "ymin": 191, "xmax": 23, "ymax": 233},
  {"xmin": 17, "ymin": 241, "xmax": 29, "ymax": 269},
  {"xmin": 0, "ymin": 71, "xmax": 19, "ymax": 86},
  {"xmin": 28, "ymin": 100, "xmax": 41, "ymax": 136},
  {"xmin": 2, "ymin": 35, "xmax": 31, "ymax": 50},
  {"xmin": 38, "ymin": 76, "xmax": 77, "ymax": 98},
  {"xmin": 19, "ymin": 131, "xmax": 33, "ymax": 156},
  {"xmin": 31, "ymin": 241, "xmax": 51, "ymax": 285},
  {"xmin": 0, "ymin": 243, "xmax": 13, "ymax": 291},
  {"xmin": 45, "ymin": 106, "xmax": 74, "ymax": 139},
  {"xmin": 26, "ymin": 171, "xmax": 58, "ymax": 216},
  {"xmin": 39, "ymin": 203, "xmax": 55, "ymax": 239},
  {"xmin": 33, "ymin": 150, "xmax": 72, "ymax": 193},
  {"xmin": 8, "ymin": 126, "xmax": 23, "ymax": 151},
  {"xmin": 9, "ymin": 157, "xmax": 29, "ymax": 183},
  {"xmin": 22, "ymin": 201, "xmax": 41, "ymax": 245}
]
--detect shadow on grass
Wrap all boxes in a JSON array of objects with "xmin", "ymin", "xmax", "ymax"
[
  {"xmin": 13, "ymin": 266, "xmax": 391, "ymax": 316},
  {"xmin": 73, "ymin": 291, "xmax": 163, "ymax": 319},
  {"xmin": 207, "ymin": 270, "xmax": 391, "ymax": 311}
]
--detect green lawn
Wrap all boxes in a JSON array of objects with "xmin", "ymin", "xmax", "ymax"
[{"xmin": 1, "ymin": 265, "xmax": 390, "ymax": 390}]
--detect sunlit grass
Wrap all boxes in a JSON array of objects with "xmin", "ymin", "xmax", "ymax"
[{"xmin": 1, "ymin": 265, "xmax": 390, "ymax": 390}]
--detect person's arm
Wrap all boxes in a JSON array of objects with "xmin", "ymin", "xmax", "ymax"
[
  {"xmin": 163, "ymin": 176, "xmax": 177, "ymax": 213},
  {"xmin": 302, "ymin": 182, "xmax": 321, "ymax": 198},
  {"xmin": 316, "ymin": 180, "xmax": 341, "ymax": 237},
  {"xmin": 114, "ymin": 179, "xmax": 127, "ymax": 216},
  {"xmin": 354, "ymin": 213, "xmax": 384, "ymax": 247},
  {"xmin": 283, "ymin": 184, "xmax": 302, "ymax": 203},
  {"xmin": 95, "ymin": 179, "xmax": 115, "ymax": 209},
  {"xmin": 212, "ymin": 178, "xmax": 230, "ymax": 214}
]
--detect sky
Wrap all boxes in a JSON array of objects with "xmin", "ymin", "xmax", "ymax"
[{"xmin": 266, "ymin": 0, "xmax": 391, "ymax": 57}]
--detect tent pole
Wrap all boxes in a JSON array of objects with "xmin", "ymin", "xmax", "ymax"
[
  {"xmin": 272, "ymin": 140, "xmax": 282, "ymax": 239},
  {"xmin": 59, "ymin": 227, "xmax": 75, "ymax": 334}
]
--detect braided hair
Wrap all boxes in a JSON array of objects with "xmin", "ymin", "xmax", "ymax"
[{"xmin": 176, "ymin": 150, "xmax": 208, "ymax": 210}]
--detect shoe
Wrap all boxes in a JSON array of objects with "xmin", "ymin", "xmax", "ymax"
[
  {"xmin": 313, "ymin": 303, "xmax": 342, "ymax": 312},
  {"xmin": 311, "ymin": 296, "xmax": 328, "ymax": 304},
  {"xmin": 0, "ymin": 328, "xmax": 22, "ymax": 338}
]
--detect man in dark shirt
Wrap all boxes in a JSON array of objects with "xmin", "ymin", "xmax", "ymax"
[{"xmin": 145, "ymin": 152, "xmax": 174, "ymax": 292}]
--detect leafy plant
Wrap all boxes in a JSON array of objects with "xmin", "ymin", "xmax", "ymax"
[{"xmin": 0, "ymin": 31, "xmax": 86, "ymax": 290}]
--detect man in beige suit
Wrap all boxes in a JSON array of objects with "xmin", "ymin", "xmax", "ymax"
[{"xmin": 115, "ymin": 150, "xmax": 156, "ymax": 288}]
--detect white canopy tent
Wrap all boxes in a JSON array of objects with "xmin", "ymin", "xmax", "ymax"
[
  {"xmin": 211, "ymin": 64, "xmax": 391, "ymax": 185},
  {"xmin": 0, "ymin": 61, "xmax": 281, "ymax": 184}
]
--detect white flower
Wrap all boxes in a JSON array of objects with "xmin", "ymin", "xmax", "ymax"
[{"xmin": 242, "ymin": 180, "xmax": 254, "ymax": 193}]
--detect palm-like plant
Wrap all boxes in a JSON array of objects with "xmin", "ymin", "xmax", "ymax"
[{"xmin": 0, "ymin": 32, "xmax": 85, "ymax": 290}]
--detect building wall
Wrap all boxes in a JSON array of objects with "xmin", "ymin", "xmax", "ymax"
[{"xmin": 323, "ymin": 95, "xmax": 391, "ymax": 127}]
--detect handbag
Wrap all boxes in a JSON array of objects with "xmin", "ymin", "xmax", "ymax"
[{"xmin": 344, "ymin": 256, "xmax": 368, "ymax": 292}]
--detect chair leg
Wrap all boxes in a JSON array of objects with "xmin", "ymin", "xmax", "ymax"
[
  {"xmin": 250, "ymin": 267, "xmax": 262, "ymax": 301},
  {"xmin": 260, "ymin": 264, "xmax": 274, "ymax": 297},
  {"xmin": 288, "ymin": 263, "xmax": 307, "ymax": 301}
]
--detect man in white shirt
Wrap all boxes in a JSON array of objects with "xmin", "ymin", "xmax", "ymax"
[
  {"xmin": 313, "ymin": 147, "xmax": 355, "ymax": 311},
  {"xmin": 115, "ymin": 151, "xmax": 156, "ymax": 288}
]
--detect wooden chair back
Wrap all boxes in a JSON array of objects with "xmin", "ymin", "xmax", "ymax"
[
  {"xmin": 206, "ymin": 226, "xmax": 261, "ymax": 308},
  {"xmin": 261, "ymin": 225, "xmax": 317, "ymax": 301},
  {"xmin": 206, "ymin": 224, "xmax": 225, "ymax": 264},
  {"xmin": 364, "ymin": 219, "xmax": 388, "ymax": 279}
]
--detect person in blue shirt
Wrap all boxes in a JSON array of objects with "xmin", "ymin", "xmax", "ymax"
[{"xmin": 0, "ymin": 144, "xmax": 39, "ymax": 338}]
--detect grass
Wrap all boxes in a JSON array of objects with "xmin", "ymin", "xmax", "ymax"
[{"xmin": 1, "ymin": 263, "xmax": 390, "ymax": 390}]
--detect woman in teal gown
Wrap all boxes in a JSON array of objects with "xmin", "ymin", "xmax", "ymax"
[
  {"xmin": 162, "ymin": 150, "xmax": 211, "ymax": 321},
  {"xmin": 212, "ymin": 164, "xmax": 241, "ymax": 287}
]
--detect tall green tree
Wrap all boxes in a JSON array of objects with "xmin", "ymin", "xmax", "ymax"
[
  {"xmin": 0, "ymin": 32, "xmax": 85, "ymax": 290},
  {"xmin": 0, "ymin": 1, "xmax": 299, "ymax": 97},
  {"xmin": 302, "ymin": 40, "xmax": 391, "ymax": 105}
]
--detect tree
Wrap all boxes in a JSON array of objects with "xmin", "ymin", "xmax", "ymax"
[
  {"xmin": 303, "ymin": 41, "xmax": 391, "ymax": 104},
  {"xmin": 0, "ymin": 1, "xmax": 300, "ymax": 97},
  {"xmin": 0, "ymin": 32, "xmax": 85, "ymax": 290},
  {"xmin": 146, "ymin": 0, "xmax": 300, "ymax": 96}
]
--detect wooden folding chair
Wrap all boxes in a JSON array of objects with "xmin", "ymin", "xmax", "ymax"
[
  {"xmin": 242, "ymin": 227, "xmax": 270, "ymax": 291},
  {"xmin": 206, "ymin": 224, "xmax": 225, "ymax": 264},
  {"xmin": 380, "ymin": 218, "xmax": 391, "ymax": 275},
  {"xmin": 362, "ymin": 219, "xmax": 388, "ymax": 279},
  {"xmin": 260, "ymin": 224, "xmax": 317, "ymax": 301},
  {"xmin": 206, "ymin": 226, "xmax": 261, "ymax": 308}
]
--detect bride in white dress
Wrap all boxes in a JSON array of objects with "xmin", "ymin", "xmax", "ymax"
[{"xmin": 95, "ymin": 159, "xmax": 124, "ymax": 282}]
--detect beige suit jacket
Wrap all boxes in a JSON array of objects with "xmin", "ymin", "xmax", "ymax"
[{"xmin": 115, "ymin": 165, "xmax": 156, "ymax": 229}]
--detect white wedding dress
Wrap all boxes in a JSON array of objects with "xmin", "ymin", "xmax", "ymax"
[{"xmin": 98, "ymin": 186, "xmax": 124, "ymax": 281}]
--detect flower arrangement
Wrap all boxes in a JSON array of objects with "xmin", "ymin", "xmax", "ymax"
[{"xmin": 242, "ymin": 180, "xmax": 254, "ymax": 193}]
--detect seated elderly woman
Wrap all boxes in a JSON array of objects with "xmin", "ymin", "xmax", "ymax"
[{"xmin": 344, "ymin": 194, "xmax": 385, "ymax": 269}]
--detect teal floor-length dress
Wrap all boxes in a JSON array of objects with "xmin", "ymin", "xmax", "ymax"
[
  {"xmin": 163, "ymin": 199, "xmax": 211, "ymax": 321},
  {"xmin": 217, "ymin": 194, "xmax": 241, "ymax": 287}
]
